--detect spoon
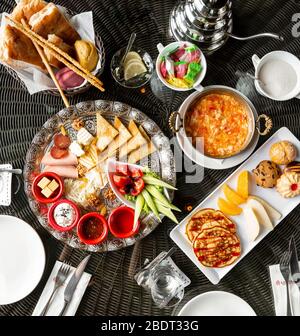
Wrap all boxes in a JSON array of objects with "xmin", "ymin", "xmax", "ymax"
[
  {"xmin": 227, "ymin": 32, "xmax": 284, "ymax": 42},
  {"xmin": 235, "ymin": 70, "xmax": 265, "ymax": 86},
  {"xmin": 118, "ymin": 32, "xmax": 137, "ymax": 80},
  {"xmin": 0, "ymin": 168, "xmax": 22, "ymax": 175}
]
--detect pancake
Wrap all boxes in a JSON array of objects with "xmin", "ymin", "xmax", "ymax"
[
  {"xmin": 186, "ymin": 208, "xmax": 235, "ymax": 242},
  {"xmin": 193, "ymin": 227, "xmax": 241, "ymax": 268}
]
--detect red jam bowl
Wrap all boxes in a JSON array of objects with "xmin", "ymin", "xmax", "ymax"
[
  {"xmin": 77, "ymin": 213, "xmax": 108, "ymax": 245},
  {"xmin": 48, "ymin": 199, "xmax": 80, "ymax": 232},
  {"xmin": 32, "ymin": 172, "xmax": 63, "ymax": 204},
  {"xmin": 108, "ymin": 206, "xmax": 140, "ymax": 238}
]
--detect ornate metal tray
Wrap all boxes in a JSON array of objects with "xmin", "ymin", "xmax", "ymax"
[{"xmin": 24, "ymin": 100, "xmax": 176, "ymax": 252}]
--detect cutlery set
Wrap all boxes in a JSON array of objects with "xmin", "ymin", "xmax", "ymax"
[
  {"xmin": 279, "ymin": 236, "xmax": 300, "ymax": 316},
  {"xmin": 40, "ymin": 255, "xmax": 90, "ymax": 316}
]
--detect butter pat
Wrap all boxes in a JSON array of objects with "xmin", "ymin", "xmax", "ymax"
[
  {"xmin": 48, "ymin": 179, "xmax": 59, "ymax": 192},
  {"xmin": 37, "ymin": 177, "xmax": 51, "ymax": 189},
  {"xmin": 41, "ymin": 187, "xmax": 53, "ymax": 198}
]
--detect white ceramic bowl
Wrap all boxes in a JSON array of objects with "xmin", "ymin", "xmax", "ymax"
[{"xmin": 156, "ymin": 41, "xmax": 207, "ymax": 92}]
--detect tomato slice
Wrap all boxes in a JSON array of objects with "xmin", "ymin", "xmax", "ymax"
[
  {"xmin": 116, "ymin": 164, "xmax": 130, "ymax": 176},
  {"xmin": 113, "ymin": 174, "xmax": 132, "ymax": 188},
  {"xmin": 118, "ymin": 186, "xmax": 128, "ymax": 195},
  {"xmin": 130, "ymin": 177, "xmax": 145, "ymax": 196},
  {"xmin": 130, "ymin": 168, "xmax": 143, "ymax": 179}
]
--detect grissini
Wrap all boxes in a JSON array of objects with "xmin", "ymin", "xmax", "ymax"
[
  {"xmin": 6, "ymin": 15, "xmax": 105, "ymax": 92},
  {"xmin": 21, "ymin": 19, "xmax": 70, "ymax": 107}
]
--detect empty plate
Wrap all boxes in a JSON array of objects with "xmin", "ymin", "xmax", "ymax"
[
  {"xmin": 0, "ymin": 215, "xmax": 46, "ymax": 305},
  {"xmin": 177, "ymin": 291, "xmax": 256, "ymax": 316}
]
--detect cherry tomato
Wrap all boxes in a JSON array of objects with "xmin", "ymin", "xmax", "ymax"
[
  {"xmin": 113, "ymin": 174, "xmax": 131, "ymax": 188},
  {"xmin": 130, "ymin": 177, "xmax": 145, "ymax": 196},
  {"xmin": 116, "ymin": 164, "xmax": 130, "ymax": 176},
  {"xmin": 130, "ymin": 168, "xmax": 143, "ymax": 179}
]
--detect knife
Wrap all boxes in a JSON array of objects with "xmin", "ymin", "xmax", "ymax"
[
  {"xmin": 289, "ymin": 236, "xmax": 300, "ymax": 289},
  {"xmin": 58, "ymin": 255, "xmax": 91, "ymax": 316}
]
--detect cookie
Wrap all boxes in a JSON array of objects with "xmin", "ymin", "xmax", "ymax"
[{"xmin": 252, "ymin": 160, "xmax": 281, "ymax": 188}]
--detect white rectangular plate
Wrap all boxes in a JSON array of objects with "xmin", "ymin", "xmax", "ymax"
[{"xmin": 170, "ymin": 127, "xmax": 300, "ymax": 284}]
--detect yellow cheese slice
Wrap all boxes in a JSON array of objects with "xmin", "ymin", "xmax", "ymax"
[
  {"xmin": 97, "ymin": 117, "xmax": 132, "ymax": 163},
  {"xmin": 96, "ymin": 112, "xmax": 119, "ymax": 152},
  {"xmin": 128, "ymin": 126, "xmax": 156, "ymax": 163}
]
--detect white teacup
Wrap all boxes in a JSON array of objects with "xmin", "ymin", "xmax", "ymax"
[{"xmin": 252, "ymin": 51, "xmax": 300, "ymax": 101}]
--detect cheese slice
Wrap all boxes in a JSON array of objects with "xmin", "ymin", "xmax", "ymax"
[
  {"xmin": 96, "ymin": 112, "xmax": 119, "ymax": 152},
  {"xmin": 128, "ymin": 126, "xmax": 157, "ymax": 163},
  {"xmin": 79, "ymin": 155, "xmax": 96, "ymax": 170},
  {"xmin": 128, "ymin": 120, "xmax": 139, "ymax": 136},
  {"xmin": 119, "ymin": 131, "xmax": 147, "ymax": 159},
  {"xmin": 98, "ymin": 117, "xmax": 132, "ymax": 163}
]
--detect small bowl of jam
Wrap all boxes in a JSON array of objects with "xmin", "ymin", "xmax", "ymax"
[
  {"xmin": 108, "ymin": 206, "xmax": 140, "ymax": 238},
  {"xmin": 77, "ymin": 212, "xmax": 108, "ymax": 245}
]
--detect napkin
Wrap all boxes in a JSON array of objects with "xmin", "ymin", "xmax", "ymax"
[
  {"xmin": 0, "ymin": 8, "xmax": 101, "ymax": 94},
  {"xmin": 269, "ymin": 263, "xmax": 300, "ymax": 316},
  {"xmin": 0, "ymin": 164, "xmax": 12, "ymax": 206},
  {"xmin": 32, "ymin": 261, "xmax": 91, "ymax": 316}
]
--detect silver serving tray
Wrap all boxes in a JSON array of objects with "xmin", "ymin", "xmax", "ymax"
[{"xmin": 24, "ymin": 100, "xmax": 176, "ymax": 252}]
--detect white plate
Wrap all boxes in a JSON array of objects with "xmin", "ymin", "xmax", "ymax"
[
  {"xmin": 0, "ymin": 215, "xmax": 46, "ymax": 305},
  {"xmin": 170, "ymin": 127, "xmax": 300, "ymax": 284},
  {"xmin": 178, "ymin": 291, "xmax": 256, "ymax": 316},
  {"xmin": 175, "ymin": 90, "xmax": 259, "ymax": 170}
]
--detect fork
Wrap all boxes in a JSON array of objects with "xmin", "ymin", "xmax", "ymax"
[
  {"xmin": 279, "ymin": 251, "xmax": 292, "ymax": 316},
  {"xmin": 39, "ymin": 262, "xmax": 72, "ymax": 316}
]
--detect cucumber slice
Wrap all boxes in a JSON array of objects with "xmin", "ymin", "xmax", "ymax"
[
  {"xmin": 154, "ymin": 200, "xmax": 178, "ymax": 224},
  {"xmin": 141, "ymin": 189, "xmax": 160, "ymax": 221},
  {"xmin": 145, "ymin": 185, "xmax": 181, "ymax": 212},
  {"xmin": 134, "ymin": 194, "xmax": 145, "ymax": 226},
  {"xmin": 142, "ymin": 175, "xmax": 177, "ymax": 190}
]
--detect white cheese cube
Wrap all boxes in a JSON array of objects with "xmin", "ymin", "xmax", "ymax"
[
  {"xmin": 69, "ymin": 141, "xmax": 85, "ymax": 157},
  {"xmin": 77, "ymin": 128, "xmax": 94, "ymax": 146}
]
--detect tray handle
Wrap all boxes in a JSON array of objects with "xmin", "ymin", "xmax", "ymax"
[{"xmin": 256, "ymin": 114, "xmax": 273, "ymax": 136}]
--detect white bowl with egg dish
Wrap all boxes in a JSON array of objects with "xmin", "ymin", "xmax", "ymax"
[
  {"xmin": 252, "ymin": 51, "xmax": 300, "ymax": 101},
  {"xmin": 169, "ymin": 85, "xmax": 273, "ymax": 159}
]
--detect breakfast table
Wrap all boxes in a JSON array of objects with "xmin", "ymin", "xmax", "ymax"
[{"xmin": 1, "ymin": 0, "xmax": 300, "ymax": 316}]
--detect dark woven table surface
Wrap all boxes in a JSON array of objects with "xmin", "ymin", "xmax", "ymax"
[{"xmin": 1, "ymin": 0, "xmax": 300, "ymax": 316}]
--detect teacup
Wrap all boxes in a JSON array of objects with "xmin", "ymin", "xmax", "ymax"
[{"xmin": 252, "ymin": 51, "xmax": 300, "ymax": 101}]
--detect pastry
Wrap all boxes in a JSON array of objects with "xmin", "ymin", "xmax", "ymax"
[
  {"xmin": 284, "ymin": 161, "xmax": 300, "ymax": 174},
  {"xmin": 269, "ymin": 140, "xmax": 297, "ymax": 165},
  {"xmin": 276, "ymin": 172, "xmax": 300, "ymax": 198},
  {"xmin": 29, "ymin": 3, "xmax": 80, "ymax": 44},
  {"xmin": 11, "ymin": 0, "xmax": 46, "ymax": 22},
  {"xmin": 252, "ymin": 160, "xmax": 281, "ymax": 188},
  {"xmin": 44, "ymin": 34, "xmax": 73, "ymax": 68},
  {"xmin": 74, "ymin": 40, "xmax": 99, "ymax": 72},
  {"xmin": 0, "ymin": 25, "xmax": 44, "ymax": 69}
]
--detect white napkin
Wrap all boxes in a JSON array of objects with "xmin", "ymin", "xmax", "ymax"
[
  {"xmin": 32, "ymin": 261, "xmax": 91, "ymax": 316},
  {"xmin": 0, "ymin": 8, "xmax": 101, "ymax": 94},
  {"xmin": 269, "ymin": 263, "xmax": 300, "ymax": 316},
  {"xmin": 0, "ymin": 164, "xmax": 12, "ymax": 206}
]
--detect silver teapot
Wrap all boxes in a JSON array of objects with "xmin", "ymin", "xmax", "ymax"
[{"xmin": 169, "ymin": 0, "xmax": 283, "ymax": 54}]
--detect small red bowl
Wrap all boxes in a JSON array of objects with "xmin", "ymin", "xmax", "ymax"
[
  {"xmin": 108, "ymin": 206, "xmax": 140, "ymax": 238},
  {"xmin": 48, "ymin": 199, "xmax": 80, "ymax": 232},
  {"xmin": 77, "ymin": 212, "xmax": 108, "ymax": 245},
  {"xmin": 32, "ymin": 172, "xmax": 63, "ymax": 204}
]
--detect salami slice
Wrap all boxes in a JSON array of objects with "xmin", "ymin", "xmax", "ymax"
[
  {"xmin": 50, "ymin": 146, "xmax": 68, "ymax": 159},
  {"xmin": 54, "ymin": 133, "xmax": 71, "ymax": 149}
]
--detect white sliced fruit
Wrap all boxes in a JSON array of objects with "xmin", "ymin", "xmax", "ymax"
[
  {"xmin": 124, "ymin": 51, "xmax": 142, "ymax": 65},
  {"xmin": 248, "ymin": 195, "xmax": 282, "ymax": 222},
  {"xmin": 124, "ymin": 61, "xmax": 147, "ymax": 81},
  {"xmin": 246, "ymin": 198, "xmax": 273, "ymax": 231},
  {"xmin": 243, "ymin": 206, "xmax": 260, "ymax": 242}
]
